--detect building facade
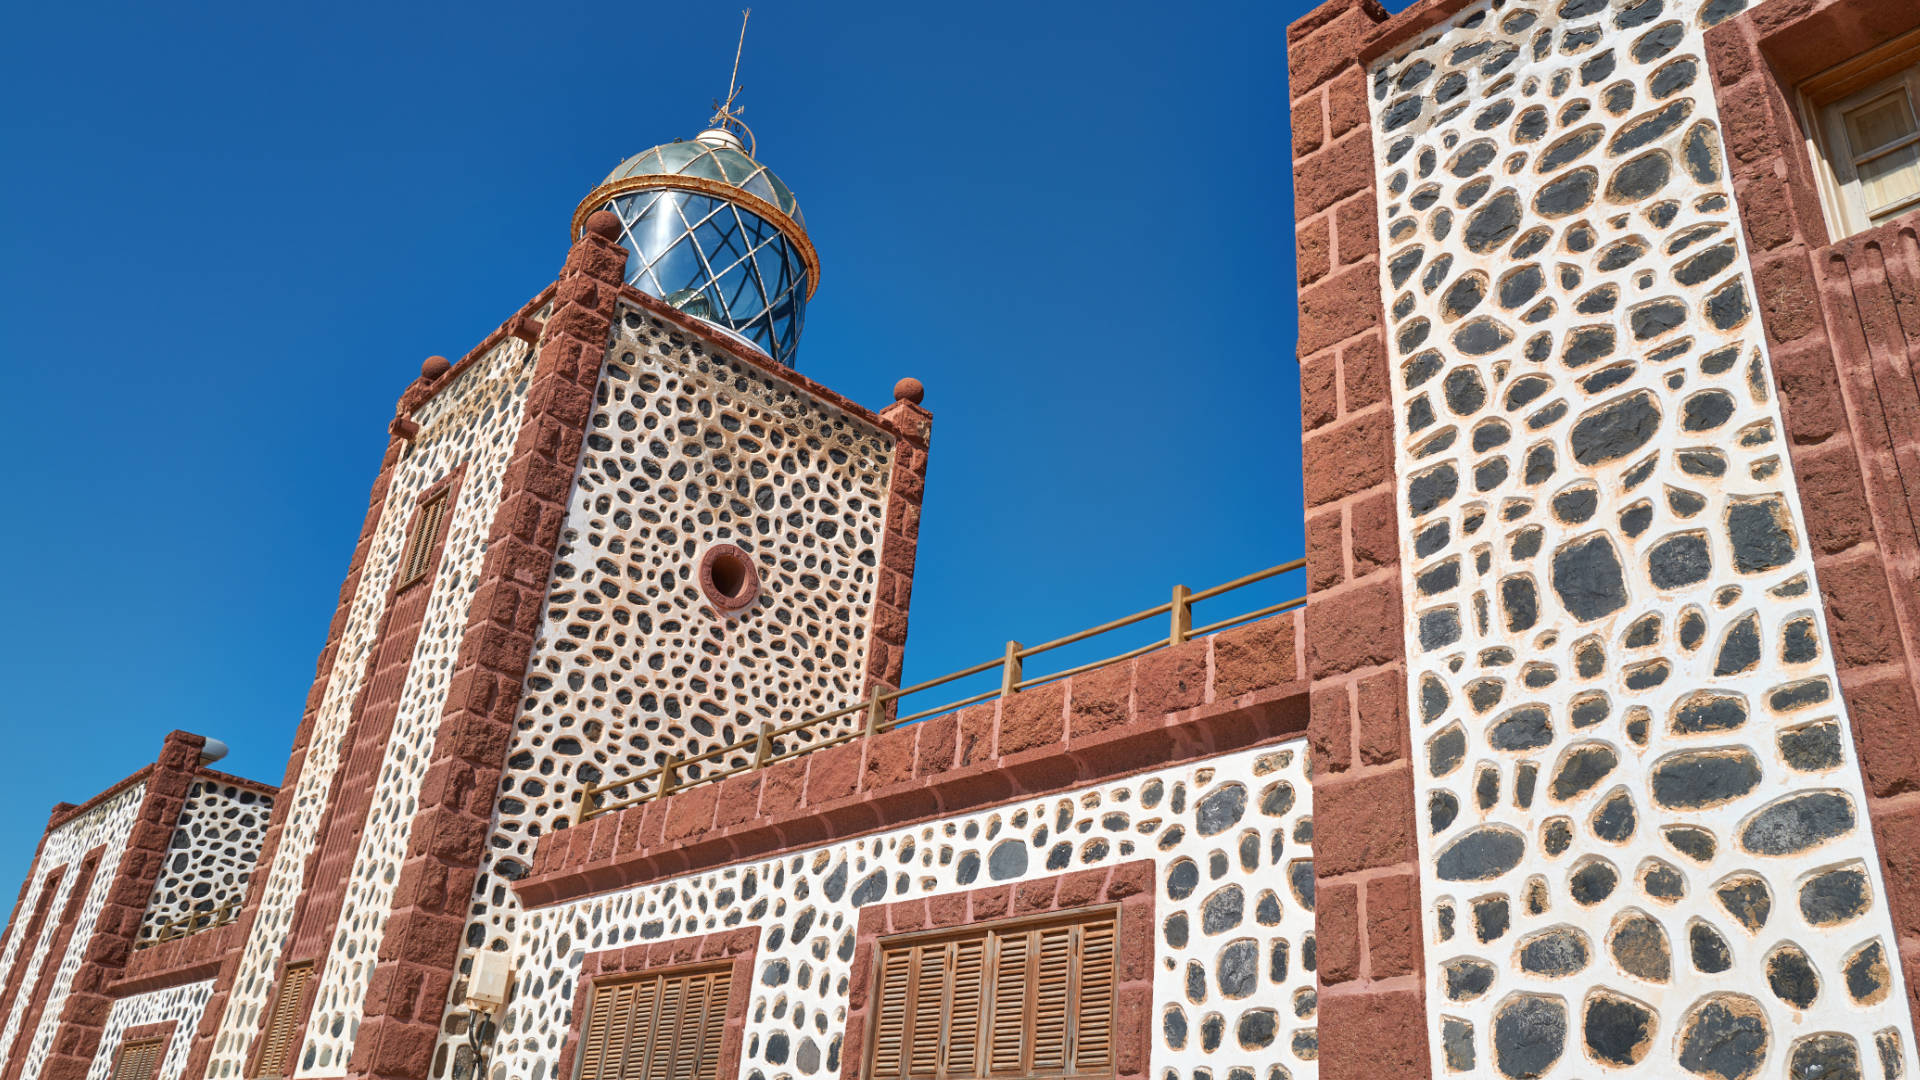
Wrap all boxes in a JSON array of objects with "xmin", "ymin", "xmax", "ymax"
[{"xmin": 5, "ymin": 1, "xmax": 1920, "ymax": 1077}]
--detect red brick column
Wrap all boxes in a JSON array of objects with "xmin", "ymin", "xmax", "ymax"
[
  {"xmin": 865, "ymin": 385, "xmax": 933, "ymax": 703},
  {"xmin": 1706, "ymin": 0, "xmax": 1920, "ymax": 1030},
  {"xmin": 1287, "ymin": 2, "xmax": 1432, "ymax": 1077},
  {"xmin": 343, "ymin": 214, "xmax": 629, "ymax": 1080},
  {"xmin": 179, "ymin": 437, "xmax": 406, "ymax": 1080},
  {"xmin": 37, "ymin": 731, "xmax": 207, "ymax": 1080}
]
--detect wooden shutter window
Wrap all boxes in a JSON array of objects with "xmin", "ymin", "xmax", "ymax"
[
  {"xmin": 867, "ymin": 909, "xmax": 1119, "ymax": 1080},
  {"xmin": 397, "ymin": 489, "xmax": 451, "ymax": 588},
  {"xmin": 577, "ymin": 964, "xmax": 734, "ymax": 1080},
  {"xmin": 111, "ymin": 1038, "xmax": 166, "ymax": 1080},
  {"xmin": 253, "ymin": 961, "xmax": 313, "ymax": 1078}
]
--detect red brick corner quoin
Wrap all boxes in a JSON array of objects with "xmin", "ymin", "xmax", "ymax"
[
  {"xmin": 513, "ymin": 612, "xmax": 1306, "ymax": 907},
  {"xmin": 837, "ymin": 860, "xmax": 1157, "ymax": 1080},
  {"xmin": 1704, "ymin": 0, "xmax": 1920, "ymax": 1035},
  {"xmin": 1290, "ymin": 0, "xmax": 1433, "ymax": 1075},
  {"xmin": 553, "ymin": 927, "xmax": 761, "ymax": 1080}
]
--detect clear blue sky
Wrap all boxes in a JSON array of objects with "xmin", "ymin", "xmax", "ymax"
[{"xmin": 0, "ymin": 0, "xmax": 1314, "ymax": 904}]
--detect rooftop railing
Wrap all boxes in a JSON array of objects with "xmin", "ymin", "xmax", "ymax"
[
  {"xmin": 574, "ymin": 557, "xmax": 1306, "ymax": 824},
  {"xmin": 136, "ymin": 897, "xmax": 239, "ymax": 949}
]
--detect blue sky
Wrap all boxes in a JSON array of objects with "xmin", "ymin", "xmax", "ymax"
[{"xmin": 0, "ymin": 0, "xmax": 1312, "ymax": 903}]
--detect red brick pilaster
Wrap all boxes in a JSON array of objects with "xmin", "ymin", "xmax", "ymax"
[
  {"xmin": 1288, "ymin": 1, "xmax": 1432, "ymax": 1076},
  {"xmin": 866, "ymin": 388, "xmax": 933, "ymax": 703},
  {"xmin": 1705, "ymin": 0, "xmax": 1920, "ymax": 1031},
  {"xmin": 342, "ymin": 214, "xmax": 629, "ymax": 1080},
  {"xmin": 179, "ymin": 435, "xmax": 407, "ymax": 1080},
  {"xmin": 36, "ymin": 731, "xmax": 207, "ymax": 1080}
]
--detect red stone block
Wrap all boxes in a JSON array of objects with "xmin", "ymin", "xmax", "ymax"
[
  {"xmin": 1317, "ymin": 880, "xmax": 1361, "ymax": 985},
  {"xmin": 1113, "ymin": 983, "xmax": 1153, "ymax": 1075},
  {"xmin": 1334, "ymin": 197, "xmax": 1378, "ymax": 268},
  {"xmin": 1841, "ymin": 675, "xmax": 1920, "ymax": 799},
  {"xmin": 1317, "ymin": 986, "xmax": 1430, "ymax": 1080},
  {"xmin": 1135, "ymin": 640, "xmax": 1209, "ymax": 717},
  {"xmin": 1820, "ymin": 554, "xmax": 1903, "ymax": 669},
  {"xmin": 1753, "ymin": 249, "xmax": 1823, "ymax": 344},
  {"xmin": 1341, "ymin": 334, "xmax": 1389, "ymax": 414},
  {"xmin": 1301, "ymin": 349, "xmax": 1339, "ymax": 432},
  {"xmin": 805, "ymin": 743, "xmax": 862, "ymax": 804},
  {"xmin": 927, "ymin": 891, "xmax": 967, "ymax": 928},
  {"xmin": 955, "ymin": 702, "xmax": 997, "ymax": 767},
  {"xmin": 713, "ymin": 775, "xmax": 763, "ymax": 831},
  {"xmin": 1302, "ymin": 409, "xmax": 1394, "ymax": 509},
  {"xmin": 1015, "ymin": 879, "xmax": 1058, "ymax": 914},
  {"xmin": 1213, "ymin": 616, "xmax": 1297, "ymax": 698},
  {"xmin": 863, "ymin": 726, "xmax": 917, "ymax": 790},
  {"xmin": 1307, "ymin": 510, "xmax": 1345, "ymax": 591},
  {"xmin": 1298, "ymin": 214, "xmax": 1332, "ymax": 289},
  {"xmin": 1771, "ymin": 337, "xmax": 1846, "ymax": 444},
  {"xmin": 1068, "ymin": 661, "xmax": 1132, "ymax": 739},
  {"xmin": 1057, "ymin": 868, "xmax": 1107, "ymax": 909},
  {"xmin": 1287, "ymin": 0, "xmax": 1387, "ymax": 97},
  {"xmin": 1292, "ymin": 92, "xmax": 1326, "ymax": 158},
  {"xmin": 1296, "ymin": 261, "xmax": 1384, "ymax": 358},
  {"xmin": 1305, "ymin": 577, "xmax": 1405, "ymax": 679},
  {"xmin": 1104, "ymin": 860, "xmax": 1154, "ymax": 901},
  {"xmin": 971, "ymin": 887, "xmax": 1010, "ymax": 920},
  {"xmin": 1795, "ymin": 439, "xmax": 1873, "ymax": 554},
  {"xmin": 1347, "ymin": 487, "xmax": 1400, "ymax": 579},
  {"xmin": 1355, "ymin": 668, "xmax": 1407, "ymax": 765},
  {"xmin": 1364, "ymin": 872, "xmax": 1422, "ymax": 978},
  {"xmin": 758, "ymin": 758, "xmax": 807, "ymax": 818},
  {"xmin": 1000, "ymin": 683, "xmax": 1066, "ymax": 756},
  {"xmin": 912, "ymin": 713, "xmax": 957, "ymax": 776},
  {"xmin": 1313, "ymin": 768, "xmax": 1415, "ymax": 877}
]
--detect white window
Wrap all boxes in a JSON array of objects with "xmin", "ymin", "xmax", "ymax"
[{"xmin": 1804, "ymin": 29, "xmax": 1920, "ymax": 236}]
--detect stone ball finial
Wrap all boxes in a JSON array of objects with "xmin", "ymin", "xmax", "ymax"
[
  {"xmin": 421, "ymin": 355, "xmax": 451, "ymax": 380},
  {"xmin": 893, "ymin": 377, "xmax": 925, "ymax": 405},
  {"xmin": 583, "ymin": 210, "xmax": 623, "ymax": 241}
]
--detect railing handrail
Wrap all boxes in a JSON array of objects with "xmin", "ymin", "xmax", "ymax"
[
  {"xmin": 137, "ymin": 897, "xmax": 240, "ymax": 948},
  {"xmin": 575, "ymin": 557, "xmax": 1305, "ymax": 823}
]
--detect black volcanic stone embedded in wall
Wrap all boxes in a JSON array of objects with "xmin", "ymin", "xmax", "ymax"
[
  {"xmin": 1550, "ymin": 742, "xmax": 1619, "ymax": 801},
  {"xmin": 1788, "ymin": 1034, "xmax": 1861, "ymax": 1080},
  {"xmin": 1584, "ymin": 990, "xmax": 1655, "ymax": 1066},
  {"xmin": 1843, "ymin": 940, "xmax": 1890, "ymax": 1005},
  {"xmin": 1647, "ymin": 530, "xmax": 1712, "ymax": 589},
  {"xmin": 1677, "ymin": 996, "xmax": 1768, "ymax": 1080},
  {"xmin": 1535, "ymin": 168, "xmax": 1599, "ymax": 216},
  {"xmin": 1715, "ymin": 874, "xmax": 1773, "ymax": 933},
  {"xmin": 1766, "ymin": 942, "xmax": 1820, "ymax": 1009},
  {"xmin": 1436, "ymin": 825, "xmax": 1527, "ymax": 881},
  {"xmin": 1727, "ymin": 495, "xmax": 1796, "ymax": 573},
  {"xmin": 1690, "ymin": 922, "xmax": 1733, "ymax": 973},
  {"xmin": 1493, "ymin": 994, "xmax": 1567, "ymax": 1079},
  {"xmin": 1609, "ymin": 910, "xmax": 1672, "ymax": 982},
  {"xmin": 1798, "ymin": 863, "xmax": 1871, "ymax": 927},
  {"xmin": 1651, "ymin": 749, "xmax": 1762, "ymax": 809},
  {"xmin": 1552, "ymin": 533, "xmax": 1628, "ymax": 620},
  {"xmin": 1739, "ymin": 791, "xmax": 1856, "ymax": 855},
  {"xmin": 1570, "ymin": 390, "xmax": 1659, "ymax": 464}
]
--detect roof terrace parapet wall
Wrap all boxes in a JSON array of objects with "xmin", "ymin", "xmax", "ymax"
[{"xmin": 514, "ymin": 605, "xmax": 1308, "ymax": 908}]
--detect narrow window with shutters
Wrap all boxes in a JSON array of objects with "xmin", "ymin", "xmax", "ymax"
[
  {"xmin": 396, "ymin": 489, "xmax": 451, "ymax": 589},
  {"xmin": 576, "ymin": 964, "xmax": 735, "ymax": 1080},
  {"xmin": 866, "ymin": 909, "xmax": 1119, "ymax": 1080},
  {"xmin": 252, "ymin": 961, "xmax": 313, "ymax": 1078},
  {"xmin": 110, "ymin": 1038, "xmax": 166, "ymax": 1080}
]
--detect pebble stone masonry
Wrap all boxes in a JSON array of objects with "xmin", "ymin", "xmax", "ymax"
[
  {"xmin": 1355, "ymin": 0, "xmax": 1920, "ymax": 1074},
  {"xmin": 9, "ymin": 17, "xmax": 1920, "ymax": 1080}
]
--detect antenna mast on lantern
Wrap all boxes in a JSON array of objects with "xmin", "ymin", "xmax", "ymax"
[{"xmin": 709, "ymin": 9, "xmax": 755, "ymax": 155}]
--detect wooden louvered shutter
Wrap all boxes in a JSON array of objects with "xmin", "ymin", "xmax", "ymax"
[
  {"xmin": 253, "ymin": 962, "xmax": 313, "ymax": 1077},
  {"xmin": 1030, "ymin": 927, "xmax": 1074, "ymax": 1072},
  {"xmin": 870, "ymin": 946, "xmax": 912, "ymax": 1080},
  {"xmin": 398, "ymin": 490, "xmax": 450, "ymax": 587},
  {"xmin": 942, "ymin": 938, "xmax": 985, "ymax": 1078},
  {"xmin": 111, "ymin": 1037, "xmax": 165, "ymax": 1080},
  {"xmin": 1072, "ymin": 918, "xmax": 1116, "ymax": 1072},
  {"xmin": 986, "ymin": 932, "xmax": 1030, "ymax": 1075},
  {"xmin": 579, "ymin": 966, "xmax": 733, "ymax": 1080}
]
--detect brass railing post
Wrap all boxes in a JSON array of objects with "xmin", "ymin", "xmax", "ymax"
[
  {"xmin": 1001, "ymin": 641, "xmax": 1024, "ymax": 700},
  {"xmin": 574, "ymin": 783, "xmax": 595, "ymax": 824},
  {"xmin": 864, "ymin": 688, "xmax": 885, "ymax": 737},
  {"xmin": 1170, "ymin": 584, "xmax": 1191, "ymax": 645},
  {"xmin": 754, "ymin": 722, "xmax": 773, "ymax": 768},
  {"xmin": 659, "ymin": 761, "xmax": 679, "ymax": 800}
]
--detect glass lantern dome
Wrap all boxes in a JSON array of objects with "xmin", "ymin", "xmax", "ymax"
[{"xmin": 572, "ymin": 127, "xmax": 818, "ymax": 367}]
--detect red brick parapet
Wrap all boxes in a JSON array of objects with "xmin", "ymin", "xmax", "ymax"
[
  {"xmin": 1705, "ymin": 0, "xmax": 1920, "ymax": 1031},
  {"xmin": 551, "ymin": 927, "xmax": 761, "ymax": 1080},
  {"xmin": 342, "ymin": 214, "xmax": 631, "ymax": 1080},
  {"xmin": 1288, "ymin": 0, "xmax": 1432, "ymax": 1076},
  {"xmin": 34, "ymin": 731, "xmax": 208, "ymax": 1080},
  {"xmin": 837, "ymin": 861, "xmax": 1156, "ymax": 1080},
  {"xmin": 513, "ymin": 613, "xmax": 1304, "ymax": 909},
  {"xmin": 109, "ymin": 921, "xmax": 243, "ymax": 998}
]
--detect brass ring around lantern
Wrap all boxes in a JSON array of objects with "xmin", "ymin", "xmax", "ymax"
[{"xmin": 570, "ymin": 175, "xmax": 822, "ymax": 300}]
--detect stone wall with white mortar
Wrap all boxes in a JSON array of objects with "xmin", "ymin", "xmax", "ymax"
[
  {"xmin": 86, "ymin": 982, "xmax": 215, "ymax": 1080},
  {"xmin": 1363, "ymin": 0, "xmax": 1919, "ymax": 1075}
]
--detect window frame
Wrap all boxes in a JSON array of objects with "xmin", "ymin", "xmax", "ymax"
[
  {"xmin": 574, "ymin": 959, "xmax": 737, "ymax": 1080},
  {"xmin": 395, "ymin": 487, "xmax": 453, "ymax": 590},
  {"xmin": 861, "ymin": 905, "xmax": 1120, "ymax": 1080},
  {"xmin": 249, "ymin": 960, "xmax": 314, "ymax": 1079},
  {"xmin": 556, "ymin": 929, "xmax": 759, "ymax": 1080},
  {"xmin": 1799, "ymin": 26, "xmax": 1920, "ymax": 237},
  {"xmin": 110, "ymin": 1036, "xmax": 169, "ymax": 1080}
]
